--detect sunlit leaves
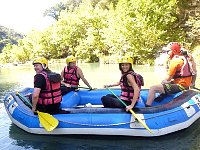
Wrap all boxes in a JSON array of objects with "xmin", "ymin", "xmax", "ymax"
[{"xmin": 0, "ymin": 0, "xmax": 187, "ymax": 65}]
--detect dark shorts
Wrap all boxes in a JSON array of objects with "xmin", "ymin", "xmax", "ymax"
[
  {"xmin": 101, "ymin": 94, "xmax": 131, "ymax": 108},
  {"xmin": 37, "ymin": 103, "xmax": 61, "ymax": 115},
  {"xmin": 61, "ymin": 85, "xmax": 78, "ymax": 95},
  {"xmin": 163, "ymin": 83, "xmax": 188, "ymax": 95},
  {"xmin": 25, "ymin": 94, "xmax": 68, "ymax": 114}
]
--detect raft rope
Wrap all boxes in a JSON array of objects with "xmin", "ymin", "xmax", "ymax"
[
  {"xmin": 11, "ymin": 95, "xmax": 200, "ymax": 127},
  {"xmin": 59, "ymin": 120, "xmax": 134, "ymax": 127},
  {"xmin": 56, "ymin": 100, "xmax": 200, "ymax": 127},
  {"xmin": 14, "ymin": 106, "xmax": 137, "ymax": 126}
]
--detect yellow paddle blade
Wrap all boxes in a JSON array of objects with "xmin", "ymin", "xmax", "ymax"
[
  {"xmin": 129, "ymin": 109, "xmax": 152, "ymax": 134},
  {"xmin": 106, "ymin": 87, "xmax": 152, "ymax": 134},
  {"xmin": 37, "ymin": 111, "xmax": 59, "ymax": 132}
]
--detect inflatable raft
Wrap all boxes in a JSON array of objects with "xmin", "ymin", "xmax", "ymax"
[{"xmin": 4, "ymin": 87, "xmax": 200, "ymax": 137}]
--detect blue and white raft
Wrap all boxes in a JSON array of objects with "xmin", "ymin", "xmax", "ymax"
[{"xmin": 4, "ymin": 87, "xmax": 200, "ymax": 137}]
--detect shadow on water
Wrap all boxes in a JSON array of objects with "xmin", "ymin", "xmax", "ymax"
[{"xmin": 9, "ymin": 119, "xmax": 200, "ymax": 150}]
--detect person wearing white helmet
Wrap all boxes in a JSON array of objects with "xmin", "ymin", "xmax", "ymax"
[
  {"xmin": 146, "ymin": 42, "xmax": 192, "ymax": 107},
  {"xmin": 60, "ymin": 55, "xmax": 93, "ymax": 95},
  {"xmin": 32, "ymin": 57, "xmax": 62, "ymax": 114}
]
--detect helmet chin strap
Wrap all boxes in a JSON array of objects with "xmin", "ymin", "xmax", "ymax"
[
  {"xmin": 169, "ymin": 52, "xmax": 174, "ymax": 59},
  {"xmin": 42, "ymin": 64, "xmax": 47, "ymax": 69}
]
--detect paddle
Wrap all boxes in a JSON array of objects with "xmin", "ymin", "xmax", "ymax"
[
  {"xmin": 192, "ymin": 87, "xmax": 200, "ymax": 91},
  {"xmin": 106, "ymin": 87, "xmax": 152, "ymax": 134},
  {"xmin": 71, "ymin": 86, "xmax": 96, "ymax": 90},
  {"xmin": 16, "ymin": 92, "xmax": 59, "ymax": 132}
]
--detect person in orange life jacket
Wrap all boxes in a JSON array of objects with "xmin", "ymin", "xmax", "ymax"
[
  {"xmin": 32, "ymin": 57, "xmax": 62, "ymax": 114},
  {"xmin": 60, "ymin": 55, "xmax": 93, "ymax": 95},
  {"xmin": 162, "ymin": 46, "xmax": 197, "ymax": 88},
  {"xmin": 101, "ymin": 56, "xmax": 141, "ymax": 112},
  {"xmin": 145, "ymin": 42, "xmax": 192, "ymax": 107},
  {"xmin": 181, "ymin": 48, "xmax": 197, "ymax": 88}
]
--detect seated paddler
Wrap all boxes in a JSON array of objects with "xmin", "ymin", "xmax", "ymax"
[
  {"xmin": 101, "ymin": 56, "xmax": 143, "ymax": 112},
  {"xmin": 32, "ymin": 57, "xmax": 62, "ymax": 114},
  {"xmin": 60, "ymin": 55, "xmax": 93, "ymax": 95}
]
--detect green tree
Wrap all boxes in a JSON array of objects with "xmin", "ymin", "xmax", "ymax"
[
  {"xmin": 44, "ymin": 2, "xmax": 66, "ymax": 20},
  {"xmin": 1, "ymin": 0, "xmax": 195, "ymax": 65}
]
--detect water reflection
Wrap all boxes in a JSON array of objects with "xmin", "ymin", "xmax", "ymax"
[
  {"xmin": 8, "ymin": 119, "xmax": 200, "ymax": 150},
  {"xmin": 0, "ymin": 83, "xmax": 20, "ymax": 103}
]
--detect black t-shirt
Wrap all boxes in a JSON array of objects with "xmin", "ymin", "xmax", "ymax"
[{"xmin": 34, "ymin": 74, "xmax": 46, "ymax": 90}]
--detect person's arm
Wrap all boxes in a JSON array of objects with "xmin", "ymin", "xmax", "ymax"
[
  {"xmin": 31, "ymin": 74, "xmax": 45, "ymax": 112},
  {"xmin": 190, "ymin": 56, "xmax": 197, "ymax": 74},
  {"xmin": 61, "ymin": 70, "xmax": 64, "ymax": 81},
  {"xmin": 161, "ymin": 58, "xmax": 179, "ymax": 84},
  {"xmin": 104, "ymin": 82, "xmax": 120, "ymax": 88},
  {"xmin": 32, "ymin": 88, "xmax": 41, "ymax": 112},
  {"xmin": 125, "ymin": 74, "xmax": 140, "ymax": 111},
  {"xmin": 77, "ymin": 68, "xmax": 92, "ymax": 89},
  {"xmin": 161, "ymin": 74, "xmax": 174, "ymax": 84}
]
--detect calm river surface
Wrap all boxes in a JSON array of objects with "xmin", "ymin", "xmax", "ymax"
[{"xmin": 0, "ymin": 63, "xmax": 200, "ymax": 150}]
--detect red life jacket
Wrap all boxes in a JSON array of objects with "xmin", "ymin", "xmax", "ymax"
[
  {"xmin": 173, "ymin": 56, "xmax": 192, "ymax": 79},
  {"xmin": 63, "ymin": 66, "xmax": 80, "ymax": 86},
  {"xmin": 120, "ymin": 71, "xmax": 143, "ymax": 102},
  {"xmin": 38, "ymin": 71, "xmax": 62, "ymax": 105}
]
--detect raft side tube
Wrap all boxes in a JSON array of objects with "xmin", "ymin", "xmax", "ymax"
[{"xmin": 61, "ymin": 90, "xmax": 199, "ymax": 114}]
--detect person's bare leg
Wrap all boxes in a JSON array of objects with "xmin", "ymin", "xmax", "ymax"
[
  {"xmin": 190, "ymin": 74, "xmax": 197, "ymax": 88},
  {"xmin": 146, "ymin": 84, "xmax": 165, "ymax": 106}
]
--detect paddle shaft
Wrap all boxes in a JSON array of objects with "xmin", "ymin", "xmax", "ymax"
[
  {"xmin": 106, "ymin": 87, "xmax": 152, "ymax": 134},
  {"xmin": 62, "ymin": 84, "xmax": 95, "ymax": 90},
  {"xmin": 16, "ymin": 92, "xmax": 59, "ymax": 132},
  {"xmin": 16, "ymin": 93, "xmax": 33, "ymax": 108},
  {"xmin": 71, "ymin": 86, "xmax": 92, "ymax": 90},
  {"xmin": 193, "ymin": 87, "xmax": 200, "ymax": 91},
  {"xmin": 78, "ymin": 86, "xmax": 91, "ymax": 89}
]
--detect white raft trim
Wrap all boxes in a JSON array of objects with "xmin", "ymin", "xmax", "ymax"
[
  {"xmin": 130, "ymin": 114, "xmax": 144, "ymax": 129},
  {"xmin": 8, "ymin": 102, "xmax": 18, "ymax": 115},
  {"xmin": 182, "ymin": 102, "xmax": 196, "ymax": 117},
  {"xmin": 6, "ymin": 93, "xmax": 200, "ymax": 136},
  {"xmin": 7, "ymin": 109, "xmax": 200, "ymax": 137}
]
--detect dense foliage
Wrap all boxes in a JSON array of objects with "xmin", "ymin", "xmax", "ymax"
[
  {"xmin": 0, "ymin": 26, "xmax": 23, "ymax": 53},
  {"xmin": 0, "ymin": 0, "xmax": 199, "ymax": 65}
]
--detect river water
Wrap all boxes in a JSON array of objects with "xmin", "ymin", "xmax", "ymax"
[{"xmin": 0, "ymin": 63, "xmax": 200, "ymax": 150}]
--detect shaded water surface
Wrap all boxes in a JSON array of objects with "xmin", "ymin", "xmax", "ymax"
[{"xmin": 0, "ymin": 63, "xmax": 200, "ymax": 150}]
